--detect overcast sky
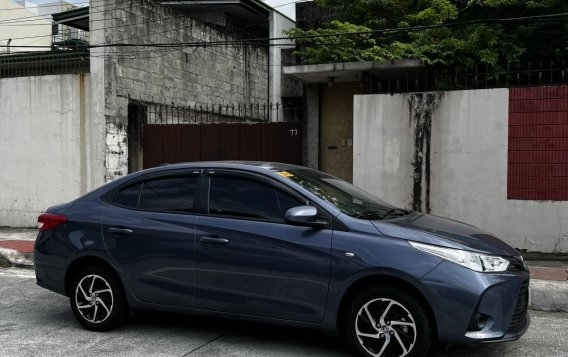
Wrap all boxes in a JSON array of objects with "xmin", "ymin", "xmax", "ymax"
[{"xmin": 26, "ymin": 0, "xmax": 298, "ymax": 20}]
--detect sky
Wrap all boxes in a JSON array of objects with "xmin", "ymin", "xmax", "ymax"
[{"xmin": 25, "ymin": 0, "xmax": 298, "ymax": 20}]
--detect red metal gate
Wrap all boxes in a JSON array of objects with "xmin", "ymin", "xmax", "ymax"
[{"xmin": 142, "ymin": 122, "xmax": 302, "ymax": 168}]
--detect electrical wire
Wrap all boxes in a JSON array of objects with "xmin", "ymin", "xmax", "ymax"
[{"xmin": 5, "ymin": 11, "xmax": 568, "ymax": 49}]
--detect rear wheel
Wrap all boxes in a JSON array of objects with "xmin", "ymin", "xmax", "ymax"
[
  {"xmin": 69, "ymin": 265, "xmax": 128, "ymax": 331},
  {"xmin": 343, "ymin": 285, "xmax": 432, "ymax": 357}
]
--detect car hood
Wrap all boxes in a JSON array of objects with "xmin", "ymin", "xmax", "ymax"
[{"xmin": 371, "ymin": 212, "xmax": 519, "ymax": 256}]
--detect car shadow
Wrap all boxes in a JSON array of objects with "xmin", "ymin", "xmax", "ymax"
[{"xmin": 127, "ymin": 311, "xmax": 509, "ymax": 357}]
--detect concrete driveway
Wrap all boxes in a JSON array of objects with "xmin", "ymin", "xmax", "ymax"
[{"xmin": 1, "ymin": 268, "xmax": 567, "ymax": 357}]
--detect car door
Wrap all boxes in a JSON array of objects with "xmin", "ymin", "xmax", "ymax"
[
  {"xmin": 195, "ymin": 169, "xmax": 333, "ymax": 323},
  {"xmin": 101, "ymin": 170, "xmax": 201, "ymax": 308}
]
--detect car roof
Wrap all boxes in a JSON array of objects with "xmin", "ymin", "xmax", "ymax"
[
  {"xmin": 154, "ymin": 161, "xmax": 308, "ymax": 173},
  {"xmin": 96, "ymin": 161, "xmax": 310, "ymax": 194}
]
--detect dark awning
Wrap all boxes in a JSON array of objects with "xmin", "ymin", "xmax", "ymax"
[{"xmin": 52, "ymin": 7, "xmax": 89, "ymax": 31}]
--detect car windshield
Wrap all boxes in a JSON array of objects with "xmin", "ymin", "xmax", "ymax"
[{"xmin": 272, "ymin": 168, "xmax": 411, "ymax": 220}]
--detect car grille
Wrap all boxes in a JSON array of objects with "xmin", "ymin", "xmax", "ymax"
[
  {"xmin": 508, "ymin": 280, "xmax": 529, "ymax": 332},
  {"xmin": 506, "ymin": 256, "xmax": 528, "ymax": 271}
]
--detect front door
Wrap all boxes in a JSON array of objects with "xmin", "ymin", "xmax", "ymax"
[
  {"xmin": 102, "ymin": 171, "xmax": 201, "ymax": 308},
  {"xmin": 195, "ymin": 170, "xmax": 332, "ymax": 323}
]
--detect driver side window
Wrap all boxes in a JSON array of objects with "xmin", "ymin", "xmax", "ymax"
[{"xmin": 208, "ymin": 176, "xmax": 302, "ymax": 223}]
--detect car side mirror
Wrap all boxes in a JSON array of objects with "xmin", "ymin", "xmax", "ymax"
[{"xmin": 285, "ymin": 206, "xmax": 327, "ymax": 228}]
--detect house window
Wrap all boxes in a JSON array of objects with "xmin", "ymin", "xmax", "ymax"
[{"xmin": 508, "ymin": 86, "xmax": 568, "ymax": 201}]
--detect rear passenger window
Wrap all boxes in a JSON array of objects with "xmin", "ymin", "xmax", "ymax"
[
  {"xmin": 139, "ymin": 176, "xmax": 198, "ymax": 213},
  {"xmin": 114, "ymin": 183, "xmax": 142, "ymax": 208}
]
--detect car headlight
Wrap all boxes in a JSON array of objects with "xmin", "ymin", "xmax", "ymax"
[{"xmin": 409, "ymin": 241, "xmax": 510, "ymax": 272}]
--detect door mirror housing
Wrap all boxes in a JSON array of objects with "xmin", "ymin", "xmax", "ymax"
[{"xmin": 285, "ymin": 206, "xmax": 327, "ymax": 228}]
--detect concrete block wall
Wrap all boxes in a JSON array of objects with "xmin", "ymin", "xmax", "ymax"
[
  {"xmin": 110, "ymin": 0, "xmax": 269, "ymax": 107},
  {"xmin": 353, "ymin": 89, "xmax": 568, "ymax": 253},
  {"xmin": 92, "ymin": 0, "xmax": 270, "ymax": 182}
]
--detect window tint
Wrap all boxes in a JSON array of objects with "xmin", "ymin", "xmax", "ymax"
[
  {"xmin": 209, "ymin": 176, "xmax": 301, "ymax": 222},
  {"xmin": 139, "ymin": 176, "xmax": 198, "ymax": 213},
  {"xmin": 114, "ymin": 183, "xmax": 142, "ymax": 208}
]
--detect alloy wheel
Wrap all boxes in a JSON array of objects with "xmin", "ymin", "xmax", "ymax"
[
  {"xmin": 355, "ymin": 298, "xmax": 417, "ymax": 357},
  {"xmin": 74, "ymin": 274, "xmax": 114, "ymax": 324}
]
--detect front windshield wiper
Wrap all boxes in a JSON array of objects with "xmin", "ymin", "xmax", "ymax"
[
  {"xmin": 379, "ymin": 208, "xmax": 413, "ymax": 219},
  {"xmin": 353, "ymin": 208, "xmax": 412, "ymax": 220},
  {"xmin": 353, "ymin": 210, "xmax": 385, "ymax": 219}
]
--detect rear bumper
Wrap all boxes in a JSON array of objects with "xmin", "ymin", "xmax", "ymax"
[
  {"xmin": 34, "ymin": 232, "xmax": 68, "ymax": 296},
  {"xmin": 420, "ymin": 260, "xmax": 530, "ymax": 344}
]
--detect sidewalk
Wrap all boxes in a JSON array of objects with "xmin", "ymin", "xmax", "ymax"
[{"xmin": 1, "ymin": 228, "xmax": 567, "ymax": 312}]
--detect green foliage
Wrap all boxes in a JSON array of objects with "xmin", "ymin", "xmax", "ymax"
[{"xmin": 286, "ymin": 0, "xmax": 568, "ymax": 67}]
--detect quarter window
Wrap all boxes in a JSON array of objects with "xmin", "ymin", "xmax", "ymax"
[
  {"xmin": 208, "ymin": 176, "xmax": 301, "ymax": 222},
  {"xmin": 114, "ymin": 183, "xmax": 142, "ymax": 208}
]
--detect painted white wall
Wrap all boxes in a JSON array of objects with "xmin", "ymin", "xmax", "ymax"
[
  {"xmin": 353, "ymin": 94, "xmax": 414, "ymax": 208},
  {"xmin": 354, "ymin": 89, "xmax": 568, "ymax": 253},
  {"xmin": 0, "ymin": 0, "xmax": 52, "ymax": 53},
  {"xmin": 0, "ymin": 74, "xmax": 91, "ymax": 227}
]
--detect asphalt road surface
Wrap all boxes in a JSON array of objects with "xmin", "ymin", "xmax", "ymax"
[{"xmin": 1, "ymin": 267, "xmax": 567, "ymax": 357}]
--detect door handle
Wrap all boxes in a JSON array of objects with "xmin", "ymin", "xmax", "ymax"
[
  {"xmin": 199, "ymin": 236, "xmax": 229, "ymax": 244},
  {"xmin": 108, "ymin": 227, "xmax": 133, "ymax": 234}
]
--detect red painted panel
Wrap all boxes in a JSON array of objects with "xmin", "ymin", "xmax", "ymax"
[{"xmin": 508, "ymin": 85, "xmax": 568, "ymax": 201}]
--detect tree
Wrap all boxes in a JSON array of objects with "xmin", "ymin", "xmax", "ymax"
[{"xmin": 286, "ymin": 0, "xmax": 568, "ymax": 66}]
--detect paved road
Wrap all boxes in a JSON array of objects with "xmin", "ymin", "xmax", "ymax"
[{"xmin": 1, "ymin": 268, "xmax": 567, "ymax": 357}]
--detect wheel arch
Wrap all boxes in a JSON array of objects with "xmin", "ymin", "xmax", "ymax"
[
  {"xmin": 336, "ymin": 274, "xmax": 438, "ymax": 340},
  {"xmin": 64, "ymin": 255, "xmax": 127, "ymax": 299}
]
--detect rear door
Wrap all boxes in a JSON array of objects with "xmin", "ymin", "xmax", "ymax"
[
  {"xmin": 195, "ymin": 170, "xmax": 333, "ymax": 323},
  {"xmin": 102, "ymin": 170, "xmax": 201, "ymax": 308}
]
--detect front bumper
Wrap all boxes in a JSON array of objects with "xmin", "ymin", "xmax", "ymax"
[{"xmin": 420, "ymin": 260, "xmax": 530, "ymax": 344}]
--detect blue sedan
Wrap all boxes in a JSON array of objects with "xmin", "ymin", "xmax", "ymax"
[{"xmin": 34, "ymin": 162, "xmax": 529, "ymax": 357}]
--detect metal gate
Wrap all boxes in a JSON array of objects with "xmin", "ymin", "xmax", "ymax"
[{"xmin": 133, "ymin": 101, "xmax": 303, "ymax": 169}]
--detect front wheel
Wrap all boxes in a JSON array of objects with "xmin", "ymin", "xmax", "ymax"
[
  {"xmin": 69, "ymin": 265, "xmax": 128, "ymax": 331},
  {"xmin": 344, "ymin": 285, "xmax": 432, "ymax": 357}
]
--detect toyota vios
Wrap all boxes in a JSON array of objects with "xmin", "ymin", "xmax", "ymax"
[{"xmin": 35, "ymin": 162, "xmax": 529, "ymax": 357}]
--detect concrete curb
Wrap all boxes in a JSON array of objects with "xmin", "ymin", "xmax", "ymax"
[
  {"xmin": 529, "ymin": 279, "xmax": 568, "ymax": 313},
  {"xmin": 0, "ymin": 247, "xmax": 34, "ymax": 268}
]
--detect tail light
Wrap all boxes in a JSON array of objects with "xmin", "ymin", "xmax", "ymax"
[{"xmin": 37, "ymin": 213, "xmax": 67, "ymax": 231}]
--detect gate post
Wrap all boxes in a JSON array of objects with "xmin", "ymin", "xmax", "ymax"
[{"xmin": 128, "ymin": 103, "xmax": 145, "ymax": 173}]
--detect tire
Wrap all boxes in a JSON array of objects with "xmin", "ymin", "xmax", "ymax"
[
  {"xmin": 69, "ymin": 265, "xmax": 129, "ymax": 331},
  {"xmin": 343, "ymin": 285, "xmax": 432, "ymax": 357}
]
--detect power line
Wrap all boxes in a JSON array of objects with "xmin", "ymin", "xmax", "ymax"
[
  {"xmin": 0, "ymin": 1, "xmax": 89, "ymax": 12},
  {"xmin": 0, "ymin": 0, "xmax": 134, "ymax": 25},
  {"xmin": 6, "ymin": 11, "xmax": 568, "ymax": 49}
]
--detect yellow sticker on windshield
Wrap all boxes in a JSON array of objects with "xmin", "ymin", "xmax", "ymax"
[{"xmin": 276, "ymin": 171, "xmax": 294, "ymax": 178}]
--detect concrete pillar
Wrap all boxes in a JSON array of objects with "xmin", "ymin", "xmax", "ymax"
[
  {"xmin": 269, "ymin": 11, "xmax": 295, "ymax": 122},
  {"xmin": 303, "ymin": 83, "xmax": 319, "ymax": 169},
  {"xmin": 88, "ymin": 0, "xmax": 110, "ymax": 189}
]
